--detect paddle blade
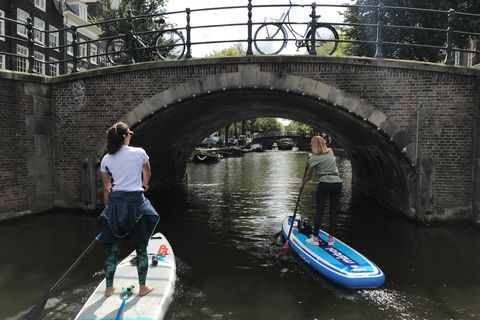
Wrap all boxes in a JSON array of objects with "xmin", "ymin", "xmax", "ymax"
[
  {"xmin": 23, "ymin": 293, "xmax": 50, "ymax": 320},
  {"xmin": 283, "ymin": 240, "xmax": 289, "ymax": 248}
]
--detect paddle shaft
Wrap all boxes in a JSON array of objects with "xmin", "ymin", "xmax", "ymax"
[
  {"xmin": 284, "ymin": 161, "xmax": 309, "ymax": 247},
  {"xmin": 23, "ymin": 233, "xmax": 101, "ymax": 320}
]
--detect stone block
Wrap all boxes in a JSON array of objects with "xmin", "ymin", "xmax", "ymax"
[
  {"xmin": 341, "ymin": 94, "xmax": 361, "ymax": 112},
  {"xmin": 132, "ymin": 103, "xmax": 151, "ymax": 122},
  {"xmin": 393, "ymin": 129, "xmax": 414, "ymax": 150},
  {"xmin": 33, "ymin": 96, "xmax": 52, "ymax": 117},
  {"xmin": 25, "ymin": 116, "xmax": 52, "ymax": 136},
  {"xmin": 269, "ymin": 73, "xmax": 288, "ymax": 90},
  {"xmin": 284, "ymin": 75, "xmax": 303, "ymax": 93},
  {"xmin": 24, "ymin": 82, "xmax": 49, "ymax": 97},
  {"xmin": 355, "ymin": 100, "xmax": 374, "ymax": 119},
  {"xmin": 154, "ymin": 89, "xmax": 175, "ymax": 107},
  {"xmin": 226, "ymin": 72, "xmax": 241, "ymax": 88},
  {"xmin": 313, "ymin": 81, "xmax": 332, "ymax": 100},
  {"xmin": 369, "ymin": 109, "xmax": 388, "ymax": 128},
  {"xmin": 238, "ymin": 64, "xmax": 260, "ymax": 87},
  {"xmin": 298, "ymin": 77, "xmax": 317, "ymax": 96},
  {"xmin": 381, "ymin": 119, "xmax": 400, "ymax": 138},
  {"xmin": 327, "ymin": 86, "xmax": 346, "ymax": 105}
]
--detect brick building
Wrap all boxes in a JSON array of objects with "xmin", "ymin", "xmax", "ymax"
[{"xmin": 0, "ymin": 0, "xmax": 103, "ymax": 75}]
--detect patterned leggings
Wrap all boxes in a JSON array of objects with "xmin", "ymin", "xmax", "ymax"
[{"xmin": 105, "ymin": 241, "xmax": 148, "ymax": 287}]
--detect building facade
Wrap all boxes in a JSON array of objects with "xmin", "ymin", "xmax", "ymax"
[{"xmin": 0, "ymin": 0, "xmax": 103, "ymax": 76}]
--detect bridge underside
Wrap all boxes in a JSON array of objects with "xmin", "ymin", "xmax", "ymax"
[{"xmin": 130, "ymin": 88, "xmax": 419, "ymax": 219}]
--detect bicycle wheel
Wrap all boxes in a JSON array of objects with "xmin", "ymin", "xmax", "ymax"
[
  {"xmin": 254, "ymin": 23, "xmax": 287, "ymax": 55},
  {"xmin": 106, "ymin": 37, "xmax": 130, "ymax": 65},
  {"xmin": 308, "ymin": 24, "xmax": 339, "ymax": 56},
  {"xmin": 155, "ymin": 30, "xmax": 185, "ymax": 60}
]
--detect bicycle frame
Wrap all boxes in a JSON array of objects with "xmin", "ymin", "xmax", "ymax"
[{"xmin": 265, "ymin": 1, "xmax": 314, "ymax": 47}]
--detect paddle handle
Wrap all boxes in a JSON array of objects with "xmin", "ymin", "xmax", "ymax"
[{"xmin": 283, "ymin": 161, "xmax": 309, "ymax": 248}]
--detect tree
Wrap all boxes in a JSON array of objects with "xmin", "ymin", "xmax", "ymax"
[
  {"xmin": 245, "ymin": 118, "xmax": 284, "ymax": 135},
  {"xmin": 93, "ymin": 0, "xmax": 166, "ymax": 40},
  {"xmin": 341, "ymin": 0, "xmax": 480, "ymax": 63},
  {"xmin": 206, "ymin": 43, "xmax": 246, "ymax": 57},
  {"xmin": 286, "ymin": 121, "xmax": 317, "ymax": 135}
]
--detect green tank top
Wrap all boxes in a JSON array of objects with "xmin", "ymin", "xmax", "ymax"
[{"xmin": 308, "ymin": 150, "xmax": 343, "ymax": 183}]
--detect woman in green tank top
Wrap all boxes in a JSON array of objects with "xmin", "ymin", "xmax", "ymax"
[{"xmin": 299, "ymin": 136, "xmax": 343, "ymax": 246}]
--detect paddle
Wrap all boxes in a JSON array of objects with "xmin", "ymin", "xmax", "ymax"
[
  {"xmin": 23, "ymin": 233, "xmax": 101, "ymax": 320},
  {"xmin": 283, "ymin": 160, "xmax": 310, "ymax": 248}
]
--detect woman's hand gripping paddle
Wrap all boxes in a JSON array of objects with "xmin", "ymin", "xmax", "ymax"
[
  {"xmin": 283, "ymin": 160, "xmax": 309, "ymax": 248},
  {"xmin": 22, "ymin": 233, "xmax": 101, "ymax": 320}
]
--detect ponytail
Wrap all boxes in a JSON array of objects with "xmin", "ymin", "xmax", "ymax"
[{"xmin": 106, "ymin": 122, "xmax": 129, "ymax": 154}]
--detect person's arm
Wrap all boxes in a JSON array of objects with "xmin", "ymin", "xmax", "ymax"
[
  {"xmin": 101, "ymin": 171, "xmax": 112, "ymax": 206},
  {"xmin": 300, "ymin": 164, "xmax": 313, "ymax": 189},
  {"xmin": 142, "ymin": 161, "xmax": 151, "ymax": 191}
]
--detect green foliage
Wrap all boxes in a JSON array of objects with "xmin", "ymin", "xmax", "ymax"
[
  {"xmin": 286, "ymin": 121, "xmax": 317, "ymax": 134},
  {"xmin": 245, "ymin": 118, "xmax": 284, "ymax": 134},
  {"xmin": 92, "ymin": 0, "xmax": 166, "ymax": 39},
  {"xmin": 341, "ymin": 0, "xmax": 480, "ymax": 62},
  {"xmin": 206, "ymin": 43, "xmax": 247, "ymax": 57}
]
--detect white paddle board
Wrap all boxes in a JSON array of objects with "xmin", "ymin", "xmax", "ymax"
[{"xmin": 75, "ymin": 232, "xmax": 176, "ymax": 320}]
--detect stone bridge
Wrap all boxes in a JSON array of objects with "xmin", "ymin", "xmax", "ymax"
[
  {"xmin": 250, "ymin": 136, "xmax": 312, "ymax": 150},
  {"xmin": 2, "ymin": 55, "xmax": 480, "ymax": 223}
]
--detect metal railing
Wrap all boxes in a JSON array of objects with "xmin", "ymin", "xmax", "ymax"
[{"xmin": 0, "ymin": 0, "xmax": 479, "ymax": 76}]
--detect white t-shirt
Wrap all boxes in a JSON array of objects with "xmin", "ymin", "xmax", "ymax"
[{"xmin": 100, "ymin": 145, "xmax": 149, "ymax": 192}]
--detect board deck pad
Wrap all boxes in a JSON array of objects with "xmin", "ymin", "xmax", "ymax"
[
  {"xmin": 75, "ymin": 233, "xmax": 176, "ymax": 320},
  {"xmin": 282, "ymin": 216, "xmax": 384, "ymax": 289}
]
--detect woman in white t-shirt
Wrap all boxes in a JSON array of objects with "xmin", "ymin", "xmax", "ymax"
[{"xmin": 99, "ymin": 122, "xmax": 159, "ymax": 297}]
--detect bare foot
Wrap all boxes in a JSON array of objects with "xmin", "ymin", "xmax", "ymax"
[
  {"xmin": 105, "ymin": 285, "xmax": 116, "ymax": 297},
  {"xmin": 139, "ymin": 284, "xmax": 154, "ymax": 296}
]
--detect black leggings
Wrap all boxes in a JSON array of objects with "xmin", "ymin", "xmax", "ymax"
[
  {"xmin": 313, "ymin": 182, "xmax": 342, "ymax": 237},
  {"xmin": 104, "ymin": 241, "xmax": 148, "ymax": 287}
]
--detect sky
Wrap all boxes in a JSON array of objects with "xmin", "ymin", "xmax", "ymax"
[{"xmin": 164, "ymin": 0, "xmax": 349, "ymax": 57}]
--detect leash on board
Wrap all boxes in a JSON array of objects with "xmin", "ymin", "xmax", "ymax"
[{"xmin": 115, "ymin": 285, "xmax": 135, "ymax": 320}]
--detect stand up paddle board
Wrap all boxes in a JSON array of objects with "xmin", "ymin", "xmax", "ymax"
[
  {"xmin": 282, "ymin": 216, "xmax": 385, "ymax": 289},
  {"xmin": 75, "ymin": 232, "xmax": 176, "ymax": 320}
]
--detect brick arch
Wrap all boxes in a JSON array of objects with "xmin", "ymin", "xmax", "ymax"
[{"xmin": 91, "ymin": 65, "xmax": 432, "ymax": 221}]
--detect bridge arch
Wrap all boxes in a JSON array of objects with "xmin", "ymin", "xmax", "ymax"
[{"xmin": 90, "ymin": 64, "xmax": 429, "ymax": 220}]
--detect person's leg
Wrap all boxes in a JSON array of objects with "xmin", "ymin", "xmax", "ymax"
[
  {"xmin": 105, "ymin": 242, "xmax": 121, "ymax": 296},
  {"xmin": 135, "ymin": 241, "xmax": 154, "ymax": 296},
  {"xmin": 327, "ymin": 183, "xmax": 343, "ymax": 238},
  {"xmin": 313, "ymin": 183, "xmax": 329, "ymax": 237}
]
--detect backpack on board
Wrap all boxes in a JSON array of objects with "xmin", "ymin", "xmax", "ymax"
[{"xmin": 297, "ymin": 218, "xmax": 312, "ymax": 236}]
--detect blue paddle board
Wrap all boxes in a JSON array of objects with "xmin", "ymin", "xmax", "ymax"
[{"xmin": 282, "ymin": 216, "xmax": 385, "ymax": 289}]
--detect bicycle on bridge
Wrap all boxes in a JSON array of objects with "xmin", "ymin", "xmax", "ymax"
[
  {"xmin": 253, "ymin": 0, "xmax": 339, "ymax": 55},
  {"xmin": 106, "ymin": 14, "xmax": 186, "ymax": 65}
]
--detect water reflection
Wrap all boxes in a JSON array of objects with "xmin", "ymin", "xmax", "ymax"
[{"xmin": 1, "ymin": 150, "xmax": 480, "ymax": 319}]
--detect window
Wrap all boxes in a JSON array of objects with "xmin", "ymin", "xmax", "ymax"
[
  {"xmin": 49, "ymin": 26, "xmax": 59, "ymax": 51},
  {"xmin": 67, "ymin": 63, "xmax": 73, "ymax": 74},
  {"xmin": 79, "ymin": 41, "xmax": 87, "ymax": 58},
  {"xmin": 34, "ymin": 18, "xmax": 45, "ymax": 44},
  {"xmin": 17, "ymin": 45, "xmax": 28, "ymax": 72},
  {"xmin": 35, "ymin": 0, "xmax": 46, "ymax": 11},
  {"xmin": 454, "ymin": 50, "xmax": 461, "ymax": 66},
  {"xmin": 67, "ymin": 32, "xmax": 73, "ymax": 55},
  {"xmin": 90, "ymin": 44, "xmax": 98, "ymax": 64},
  {"xmin": 17, "ymin": 9, "xmax": 28, "ymax": 37},
  {"xmin": 0, "ymin": 54, "xmax": 5, "ymax": 69},
  {"xmin": 79, "ymin": 5, "xmax": 88, "ymax": 21},
  {"xmin": 34, "ymin": 52, "xmax": 45, "ymax": 75},
  {"xmin": 49, "ymin": 57, "xmax": 58, "ymax": 76},
  {"xmin": 0, "ymin": 10, "xmax": 5, "ymax": 41}
]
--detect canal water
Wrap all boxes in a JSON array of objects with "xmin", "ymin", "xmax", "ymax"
[{"xmin": 1, "ymin": 150, "xmax": 480, "ymax": 320}]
